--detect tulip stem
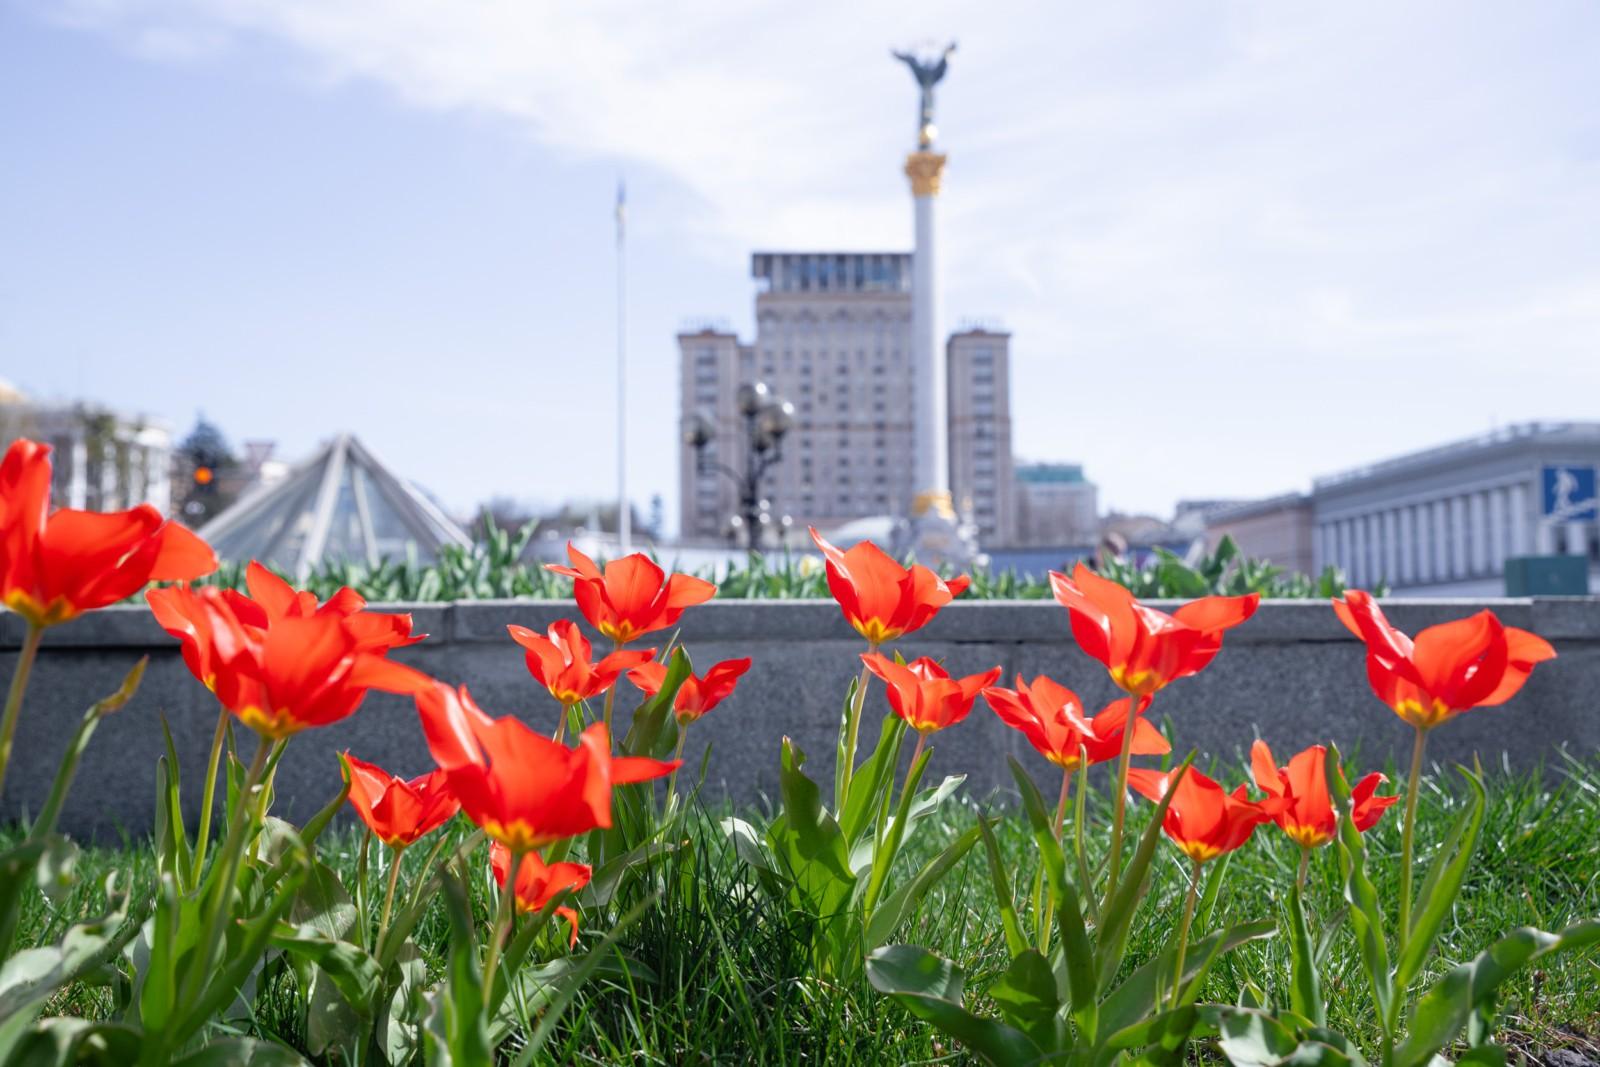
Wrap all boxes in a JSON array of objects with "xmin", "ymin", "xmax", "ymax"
[
  {"xmin": 667, "ymin": 724, "xmax": 689, "ymax": 807},
  {"xmin": 374, "ymin": 845, "xmax": 405, "ymax": 961},
  {"xmin": 555, "ymin": 702, "xmax": 574, "ymax": 744},
  {"xmin": 1073, "ymin": 747, "xmax": 1096, "ymax": 921},
  {"xmin": 1397, "ymin": 725, "xmax": 1427, "ymax": 952},
  {"xmin": 837, "ymin": 644, "xmax": 878, "ymax": 807},
  {"xmin": 355, "ymin": 830, "xmax": 372, "ymax": 948},
  {"xmin": 483, "ymin": 847, "xmax": 523, "ymax": 989},
  {"xmin": 400, "ymin": 829, "xmax": 473, "ymax": 934},
  {"xmin": 1170, "ymin": 859, "xmax": 1203, "ymax": 1009},
  {"xmin": 1102, "ymin": 694, "xmax": 1147, "ymax": 912},
  {"xmin": 183, "ymin": 737, "xmax": 274, "ymax": 1013},
  {"xmin": 1296, "ymin": 846, "xmax": 1311, "ymax": 891},
  {"xmin": 0, "ymin": 623, "xmax": 43, "ymax": 802},
  {"xmin": 1054, "ymin": 766, "xmax": 1072, "ymax": 838},
  {"xmin": 863, "ymin": 731, "xmax": 928, "ymax": 917},
  {"xmin": 406, "ymin": 831, "xmax": 455, "ymax": 906},
  {"xmin": 600, "ymin": 640, "xmax": 623, "ymax": 739},
  {"xmin": 1036, "ymin": 766, "xmax": 1073, "ymax": 953},
  {"xmin": 190, "ymin": 704, "xmax": 231, "ymax": 887}
]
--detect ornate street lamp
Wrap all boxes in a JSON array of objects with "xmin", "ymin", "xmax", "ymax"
[{"xmin": 683, "ymin": 380, "xmax": 795, "ymax": 550}]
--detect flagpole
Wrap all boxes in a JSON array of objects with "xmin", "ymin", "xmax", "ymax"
[{"xmin": 616, "ymin": 179, "xmax": 631, "ymax": 554}]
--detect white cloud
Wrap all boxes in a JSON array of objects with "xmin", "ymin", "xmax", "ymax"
[{"xmin": 27, "ymin": 0, "xmax": 1600, "ymax": 514}]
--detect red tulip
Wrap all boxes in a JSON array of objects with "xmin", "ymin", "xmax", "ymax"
[
  {"xmin": 243, "ymin": 561, "xmax": 421, "ymax": 651},
  {"xmin": 1128, "ymin": 765, "xmax": 1282, "ymax": 864},
  {"xmin": 983, "ymin": 676, "xmax": 1169, "ymax": 771},
  {"xmin": 343, "ymin": 753, "xmax": 460, "ymax": 848},
  {"xmin": 1333, "ymin": 591, "xmax": 1555, "ymax": 730},
  {"xmin": 416, "ymin": 682, "xmax": 678, "ymax": 851},
  {"xmin": 544, "ymin": 543, "xmax": 715, "ymax": 645},
  {"xmin": 809, "ymin": 527, "xmax": 970, "ymax": 645},
  {"xmin": 508, "ymin": 619, "xmax": 654, "ymax": 706},
  {"xmin": 625, "ymin": 661, "xmax": 667, "ymax": 698},
  {"xmin": 860, "ymin": 653, "xmax": 1001, "ymax": 735},
  {"xmin": 147, "ymin": 576, "xmax": 432, "ymax": 739},
  {"xmin": 1049, "ymin": 563, "xmax": 1258, "ymax": 698},
  {"xmin": 1, "ymin": 439, "xmax": 216, "ymax": 628},
  {"xmin": 627, "ymin": 657, "xmax": 753, "ymax": 724},
  {"xmin": 490, "ymin": 843, "xmax": 591, "ymax": 948},
  {"xmin": 1250, "ymin": 740, "xmax": 1396, "ymax": 849}
]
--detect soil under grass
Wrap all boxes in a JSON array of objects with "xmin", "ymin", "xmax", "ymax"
[{"xmin": 11, "ymin": 752, "xmax": 1600, "ymax": 1064}]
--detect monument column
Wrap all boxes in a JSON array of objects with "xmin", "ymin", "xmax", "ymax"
[
  {"xmin": 893, "ymin": 42, "xmax": 963, "ymax": 550},
  {"xmin": 906, "ymin": 149, "xmax": 949, "ymax": 517}
]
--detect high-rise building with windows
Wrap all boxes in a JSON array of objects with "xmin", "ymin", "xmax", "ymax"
[
  {"xmin": 947, "ymin": 329, "xmax": 1014, "ymax": 544},
  {"xmin": 677, "ymin": 252, "xmax": 1015, "ymax": 543}
]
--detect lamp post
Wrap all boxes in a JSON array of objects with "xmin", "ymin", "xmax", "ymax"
[{"xmin": 683, "ymin": 381, "xmax": 796, "ymax": 551}]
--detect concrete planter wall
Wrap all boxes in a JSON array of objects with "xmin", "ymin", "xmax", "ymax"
[{"xmin": 3, "ymin": 598, "xmax": 1597, "ymax": 838}]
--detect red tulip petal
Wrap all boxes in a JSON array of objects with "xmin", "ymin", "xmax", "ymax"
[
  {"xmin": 601, "ymin": 555, "xmax": 667, "ymax": 627},
  {"xmin": 246, "ymin": 561, "xmax": 300, "ymax": 617},
  {"xmin": 1249, "ymin": 739, "xmax": 1283, "ymax": 797},
  {"xmin": 148, "ymin": 522, "xmax": 217, "ymax": 582},
  {"xmin": 1172, "ymin": 593, "xmax": 1259, "ymax": 634}
]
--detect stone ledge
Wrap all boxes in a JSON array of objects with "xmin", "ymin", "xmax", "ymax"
[{"xmin": 2, "ymin": 596, "xmax": 1596, "ymax": 649}]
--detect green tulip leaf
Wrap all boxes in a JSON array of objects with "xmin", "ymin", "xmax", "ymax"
[
  {"xmin": 169, "ymin": 1037, "xmax": 310, "ymax": 1065},
  {"xmin": 1098, "ymin": 758, "xmax": 1193, "ymax": 987},
  {"xmin": 1326, "ymin": 744, "xmax": 1393, "ymax": 1034},
  {"xmin": 864, "ymin": 824, "xmax": 980, "ymax": 951},
  {"xmin": 0, "ymin": 874, "xmax": 136, "ymax": 1023},
  {"xmin": 1395, "ymin": 920, "xmax": 1600, "ymax": 1067},
  {"xmin": 0, "ymin": 1017, "xmax": 144, "ymax": 1067},
  {"xmin": 1100, "ymin": 919, "xmax": 1276, "ymax": 1041},
  {"xmin": 866, "ymin": 944, "xmax": 1045, "ymax": 1066},
  {"xmin": 989, "ymin": 948, "xmax": 1066, "ymax": 1052},
  {"xmin": 977, "ymin": 812, "xmax": 1030, "ymax": 958},
  {"xmin": 839, "ymin": 712, "xmax": 904, "ymax": 846},
  {"xmin": 1396, "ymin": 766, "xmax": 1486, "ymax": 993},
  {"xmin": 1289, "ymin": 880, "xmax": 1324, "ymax": 1026}
]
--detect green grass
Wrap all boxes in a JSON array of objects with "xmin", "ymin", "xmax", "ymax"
[{"xmin": 11, "ymin": 752, "xmax": 1600, "ymax": 1064}]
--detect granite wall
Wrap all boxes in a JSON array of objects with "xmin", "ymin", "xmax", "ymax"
[{"xmin": 3, "ymin": 598, "xmax": 1595, "ymax": 838}]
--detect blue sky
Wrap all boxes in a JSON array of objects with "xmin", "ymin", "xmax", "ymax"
[{"xmin": 4, "ymin": 1, "xmax": 1599, "ymax": 529}]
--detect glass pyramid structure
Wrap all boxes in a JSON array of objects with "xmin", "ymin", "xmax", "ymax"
[{"xmin": 200, "ymin": 434, "xmax": 471, "ymax": 580}]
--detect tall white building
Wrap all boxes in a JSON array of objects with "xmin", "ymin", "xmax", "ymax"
[
  {"xmin": 1312, "ymin": 422, "xmax": 1600, "ymax": 594},
  {"xmin": 677, "ymin": 254, "xmax": 1016, "ymax": 542},
  {"xmin": 0, "ymin": 381, "xmax": 173, "ymax": 513}
]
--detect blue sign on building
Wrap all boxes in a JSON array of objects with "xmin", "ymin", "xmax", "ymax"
[{"xmin": 1541, "ymin": 465, "xmax": 1598, "ymax": 520}]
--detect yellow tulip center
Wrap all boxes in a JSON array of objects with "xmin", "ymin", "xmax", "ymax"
[
  {"xmin": 236, "ymin": 705, "xmax": 305, "ymax": 741},
  {"xmin": 1393, "ymin": 697, "xmax": 1452, "ymax": 730},
  {"xmin": 854, "ymin": 617, "xmax": 901, "ymax": 645},
  {"xmin": 3, "ymin": 590, "xmax": 74, "ymax": 629}
]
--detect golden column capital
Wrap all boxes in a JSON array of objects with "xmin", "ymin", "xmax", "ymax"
[
  {"xmin": 904, "ymin": 151, "xmax": 948, "ymax": 197},
  {"xmin": 911, "ymin": 489, "xmax": 955, "ymax": 520}
]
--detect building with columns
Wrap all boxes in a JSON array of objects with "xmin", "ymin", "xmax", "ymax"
[
  {"xmin": 1310, "ymin": 422, "xmax": 1600, "ymax": 595},
  {"xmin": 677, "ymin": 254, "xmax": 1016, "ymax": 543}
]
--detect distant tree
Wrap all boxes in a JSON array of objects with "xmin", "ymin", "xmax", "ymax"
[
  {"xmin": 648, "ymin": 494, "xmax": 665, "ymax": 541},
  {"xmin": 176, "ymin": 415, "xmax": 239, "ymax": 525}
]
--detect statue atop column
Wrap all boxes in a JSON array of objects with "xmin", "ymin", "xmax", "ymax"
[{"xmin": 892, "ymin": 42, "xmax": 956, "ymax": 149}]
